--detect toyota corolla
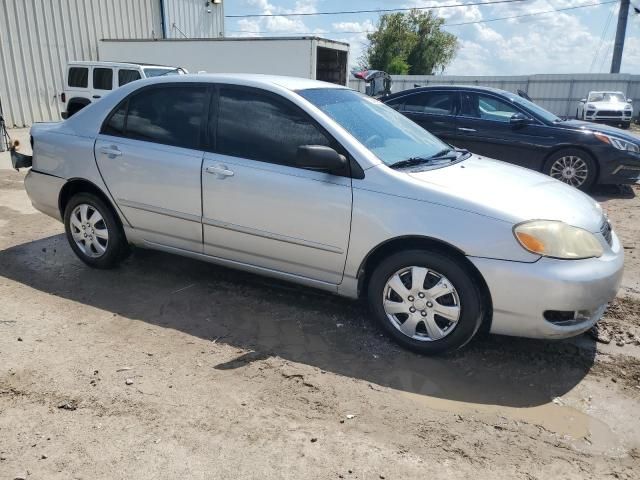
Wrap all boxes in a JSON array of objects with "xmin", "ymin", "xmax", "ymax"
[{"xmin": 12, "ymin": 75, "xmax": 624, "ymax": 354}]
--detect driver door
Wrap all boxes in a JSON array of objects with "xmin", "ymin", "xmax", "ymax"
[
  {"xmin": 454, "ymin": 91, "xmax": 547, "ymax": 168},
  {"xmin": 201, "ymin": 86, "xmax": 352, "ymax": 284}
]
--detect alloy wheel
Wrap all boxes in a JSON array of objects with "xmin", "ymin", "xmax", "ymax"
[
  {"xmin": 549, "ymin": 155, "xmax": 589, "ymax": 188},
  {"xmin": 382, "ymin": 266, "xmax": 461, "ymax": 342},
  {"xmin": 69, "ymin": 203, "xmax": 109, "ymax": 258}
]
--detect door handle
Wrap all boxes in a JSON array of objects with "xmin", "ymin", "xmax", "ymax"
[
  {"xmin": 93, "ymin": 95, "xmax": 101, "ymax": 99},
  {"xmin": 458, "ymin": 127, "xmax": 477, "ymax": 132},
  {"xmin": 205, "ymin": 164, "xmax": 234, "ymax": 178},
  {"xmin": 99, "ymin": 145, "xmax": 122, "ymax": 157}
]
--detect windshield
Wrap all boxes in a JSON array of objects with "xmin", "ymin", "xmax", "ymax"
[
  {"xmin": 143, "ymin": 67, "xmax": 183, "ymax": 78},
  {"xmin": 511, "ymin": 95, "xmax": 561, "ymax": 123},
  {"xmin": 588, "ymin": 92, "xmax": 626, "ymax": 103},
  {"xmin": 298, "ymin": 88, "xmax": 450, "ymax": 166}
]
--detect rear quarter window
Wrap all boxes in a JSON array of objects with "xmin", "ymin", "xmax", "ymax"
[{"xmin": 68, "ymin": 67, "xmax": 88, "ymax": 88}]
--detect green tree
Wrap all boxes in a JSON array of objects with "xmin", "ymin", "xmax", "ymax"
[{"xmin": 364, "ymin": 10, "xmax": 458, "ymax": 75}]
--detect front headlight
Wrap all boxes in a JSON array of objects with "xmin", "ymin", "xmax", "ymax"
[
  {"xmin": 594, "ymin": 132, "xmax": 640, "ymax": 153},
  {"xmin": 514, "ymin": 221, "xmax": 603, "ymax": 259},
  {"xmin": 586, "ymin": 103, "xmax": 596, "ymax": 109}
]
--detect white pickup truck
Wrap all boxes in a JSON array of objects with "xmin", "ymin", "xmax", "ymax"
[{"xmin": 61, "ymin": 61, "xmax": 186, "ymax": 119}]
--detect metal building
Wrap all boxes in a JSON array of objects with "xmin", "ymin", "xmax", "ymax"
[{"xmin": 0, "ymin": 0, "xmax": 224, "ymax": 127}]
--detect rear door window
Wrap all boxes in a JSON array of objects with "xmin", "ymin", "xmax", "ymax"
[
  {"xmin": 214, "ymin": 87, "xmax": 334, "ymax": 167},
  {"xmin": 68, "ymin": 67, "xmax": 88, "ymax": 88},
  {"xmin": 93, "ymin": 68, "xmax": 113, "ymax": 90},
  {"xmin": 118, "ymin": 69, "xmax": 142, "ymax": 86},
  {"xmin": 106, "ymin": 85, "xmax": 207, "ymax": 150},
  {"xmin": 403, "ymin": 92, "xmax": 455, "ymax": 115}
]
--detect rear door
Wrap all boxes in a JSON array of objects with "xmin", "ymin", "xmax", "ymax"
[
  {"xmin": 454, "ymin": 91, "xmax": 549, "ymax": 169},
  {"xmin": 95, "ymin": 83, "xmax": 208, "ymax": 252},
  {"xmin": 201, "ymin": 85, "xmax": 352, "ymax": 284},
  {"xmin": 388, "ymin": 90, "xmax": 458, "ymax": 145},
  {"xmin": 91, "ymin": 67, "xmax": 115, "ymax": 102}
]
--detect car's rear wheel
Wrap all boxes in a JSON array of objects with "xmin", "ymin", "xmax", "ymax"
[
  {"xmin": 543, "ymin": 149, "xmax": 597, "ymax": 191},
  {"xmin": 367, "ymin": 250, "xmax": 484, "ymax": 355},
  {"xmin": 64, "ymin": 193, "xmax": 128, "ymax": 269}
]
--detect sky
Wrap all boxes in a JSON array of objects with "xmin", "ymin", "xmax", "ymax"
[{"xmin": 224, "ymin": 0, "xmax": 640, "ymax": 75}]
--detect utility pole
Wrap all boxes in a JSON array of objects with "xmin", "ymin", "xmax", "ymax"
[{"xmin": 610, "ymin": 0, "xmax": 630, "ymax": 73}]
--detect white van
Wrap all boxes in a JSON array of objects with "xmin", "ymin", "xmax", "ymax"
[{"xmin": 61, "ymin": 61, "xmax": 187, "ymax": 118}]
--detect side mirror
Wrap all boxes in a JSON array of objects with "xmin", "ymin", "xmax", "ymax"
[
  {"xmin": 296, "ymin": 145, "xmax": 347, "ymax": 173},
  {"xmin": 628, "ymin": 98, "xmax": 633, "ymax": 103},
  {"xmin": 580, "ymin": 98, "xmax": 587, "ymax": 103},
  {"xmin": 510, "ymin": 112, "xmax": 532, "ymax": 127}
]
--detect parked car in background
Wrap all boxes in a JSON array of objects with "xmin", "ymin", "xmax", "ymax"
[
  {"xmin": 576, "ymin": 91, "xmax": 633, "ymax": 129},
  {"xmin": 12, "ymin": 75, "xmax": 623, "ymax": 355},
  {"xmin": 61, "ymin": 61, "xmax": 186, "ymax": 119},
  {"xmin": 384, "ymin": 85, "xmax": 640, "ymax": 190}
]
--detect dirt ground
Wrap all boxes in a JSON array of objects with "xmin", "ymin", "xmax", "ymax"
[{"xmin": 1, "ymin": 129, "xmax": 640, "ymax": 479}]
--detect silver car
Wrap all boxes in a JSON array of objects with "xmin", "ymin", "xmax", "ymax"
[{"xmin": 15, "ymin": 74, "xmax": 624, "ymax": 354}]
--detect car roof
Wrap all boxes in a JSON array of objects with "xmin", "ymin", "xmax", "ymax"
[
  {"xmin": 67, "ymin": 61, "xmax": 180, "ymax": 69},
  {"xmin": 588, "ymin": 90, "xmax": 625, "ymax": 95},
  {"xmin": 130, "ymin": 73, "xmax": 348, "ymax": 91},
  {"xmin": 384, "ymin": 84, "xmax": 518, "ymax": 100}
]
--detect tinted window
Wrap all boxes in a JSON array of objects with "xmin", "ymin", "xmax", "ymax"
[
  {"xmin": 93, "ymin": 68, "xmax": 113, "ymax": 90},
  {"xmin": 216, "ymin": 88, "xmax": 332, "ymax": 167},
  {"xmin": 143, "ymin": 67, "xmax": 182, "ymax": 78},
  {"xmin": 403, "ymin": 92, "xmax": 455, "ymax": 115},
  {"xmin": 103, "ymin": 101, "xmax": 127, "ymax": 136},
  {"xmin": 68, "ymin": 67, "xmax": 88, "ymax": 88},
  {"xmin": 461, "ymin": 93, "xmax": 519, "ymax": 122},
  {"xmin": 118, "ymin": 69, "xmax": 141, "ymax": 86},
  {"xmin": 125, "ymin": 86, "xmax": 207, "ymax": 149}
]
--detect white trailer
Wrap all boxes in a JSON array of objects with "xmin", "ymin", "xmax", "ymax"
[{"xmin": 98, "ymin": 37, "xmax": 350, "ymax": 86}]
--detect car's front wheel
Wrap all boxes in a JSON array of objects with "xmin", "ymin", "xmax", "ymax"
[
  {"xmin": 367, "ymin": 250, "xmax": 484, "ymax": 355},
  {"xmin": 543, "ymin": 148, "xmax": 597, "ymax": 191},
  {"xmin": 64, "ymin": 193, "xmax": 128, "ymax": 269}
]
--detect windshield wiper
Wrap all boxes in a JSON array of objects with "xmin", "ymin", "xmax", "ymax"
[
  {"xmin": 389, "ymin": 157, "xmax": 434, "ymax": 169},
  {"xmin": 389, "ymin": 148, "xmax": 468, "ymax": 169}
]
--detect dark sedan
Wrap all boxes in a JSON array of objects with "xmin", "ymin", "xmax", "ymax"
[{"xmin": 383, "ymin": 86, "xmax": 640, "ymax": 190}]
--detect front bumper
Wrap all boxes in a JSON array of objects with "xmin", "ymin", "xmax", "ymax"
[
  {"xmin": 469, "ymin": 231, "xmax": 624, "ymax": 339},
  {"xmin": 592, "ymin": 144, "xmax": 640, "ymax": 185},
  {"xmin": 584, "ymin": 109, "xmax": 632, "ymax": 123}
]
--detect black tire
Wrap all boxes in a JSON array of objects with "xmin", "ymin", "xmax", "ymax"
[
  {"xmin": 621, "ymin": 122, "xmax": 630, "ymax": 130},
  {"xmin": 576, "ymin": 108, "xmax": 579, "ymax": 120},
  {"xmin": 367, "ymin": 250, "xmax": 484, "ymax": 355},
  {"xmin": 64, "ymin": 193, "xmax": 128, "ymax": 269},
  {"xmin": 542, "ymin": 148, "xmax": 597, "ymax": 191},
  {"xmin": 66, "ymin": 102, "xmax": 87, "ymax": 118}
]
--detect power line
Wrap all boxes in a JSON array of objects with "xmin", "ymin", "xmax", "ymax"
[
  {"xmin": 228, "ymin": 0, "xmax": 618, "ymax": 35},
  {"xmin": 226, "ymin": 0, "xmax": 526, "ymax": 18},
  {"xmin": 589, "ymin": 5, "xmax": 614, "ymax": 72}
]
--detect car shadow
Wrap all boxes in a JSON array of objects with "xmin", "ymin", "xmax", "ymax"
[
  {"xmin": 591, "ymin": 184, "xmax": 637, "ymax": 201},
  {"xmin": 0, "ymin": 233, "xmax": 597, "ymax": 408}
]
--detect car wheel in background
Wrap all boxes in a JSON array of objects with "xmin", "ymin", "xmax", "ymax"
[
  {"xmin": 64, "ymin": 193, "xmax": 129, "ymax": 269},
  {"xmin": 621, "ymin": 122, "xmax": 630, "ymax": 130},
  {"xmin": 543, "ymin": 148, "xmax": 597, "ymax": 191},
  {"xmin": 367, "ymin": 250, "xmax": 484, "ymax": 355}
]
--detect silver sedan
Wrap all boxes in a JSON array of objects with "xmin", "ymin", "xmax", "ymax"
[{"xmin": 15, "ymin": 74, "xmax": 624, "ymax": 354}]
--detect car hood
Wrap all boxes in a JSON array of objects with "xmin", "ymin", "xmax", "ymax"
[
  {"xmin": 554, "ymin": 119, "xmax": 639, "ymax": 142},
  {"xmin": 586, "ymin": 101, "xmax": 631, "ymax": 110},
  {"xmin": 407, "ymin": 156, "xmax": 603, "ymax": 232}
]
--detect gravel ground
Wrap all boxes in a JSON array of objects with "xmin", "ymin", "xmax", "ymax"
[{"xmin": 1, "ymin": 128, "xmax": 640, "ymax": 479}]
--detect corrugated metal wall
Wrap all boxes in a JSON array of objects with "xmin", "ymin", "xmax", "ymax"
[
  {"xmin": 0, "ymin": 0, "xmax": 165, "ymax": 127},
  {"xmin": 351, "ymin": 73, "xmax": 640, "ymax": 118},
  {"xmin": 164, "ymin": 0, "xmax": 224, "ymax": 39}
]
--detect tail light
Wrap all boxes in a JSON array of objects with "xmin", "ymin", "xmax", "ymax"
[{"xmin": 61, "ymin": 92, "xmax": 66, "ymax": 103}]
